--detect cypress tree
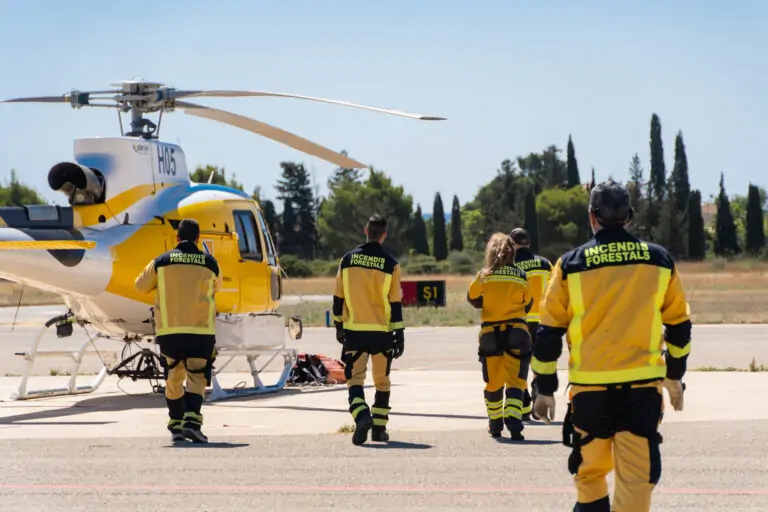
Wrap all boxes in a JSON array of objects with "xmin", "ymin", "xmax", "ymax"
[
  {"xmin": 589, "ymin": 167, "xmax": 596, "ymax": 190},
  {"xmin": 650, "ymin": 113, "xmax": 667, "ymax": 202},
  {"xmin": 411, "ymin": 205, "xmax": 430, "ymax": 255},
  {"xmin": 627, "ymin": 153, "xmax": 648, "ymax": 239},
  {"xmin": 687, "ymin": 190, "xmax": 706, "ymax": 260},
  {"xmin": 432, "ymin": 192, "xmax": 448, "ymax": 261},
  {"xmin": 713, "ymin": 172, "xmax": 739, "ymax": 256},
  {"xmin": 523, "ymin": 189, "xmax": 539, "ymax": 253},
  {"xmin": 746, "ymin": 183, "xmax": 765, "ymax": 254},
  {"xmin": 449, "ymin": 195, "xmax": 463, "ymax": 252},
  {"xmin": 671, "ymin": 131, "xmax": 691, "ymax": 213},
  {"xmin": 566, "ymin": 134, "xmax": 581, "ymax": 188}
]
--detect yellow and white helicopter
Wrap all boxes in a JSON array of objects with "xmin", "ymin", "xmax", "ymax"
[{"xmin": 0, "ymin": 79, "xmax": 445, "ymax": 401}]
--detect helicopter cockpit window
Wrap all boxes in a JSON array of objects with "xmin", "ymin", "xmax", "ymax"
[
  {"xmin": 233, "ymin": 210, "xmax": 264, "ymax": 262},
  {"xmin": 255, "ymin": 210, "xmax": 278, "ymax": 266}
]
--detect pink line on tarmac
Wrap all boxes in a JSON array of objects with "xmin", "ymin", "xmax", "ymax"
[{"xmin": 0, "ymin": 484, "xmax": 766, "ymax": 495}]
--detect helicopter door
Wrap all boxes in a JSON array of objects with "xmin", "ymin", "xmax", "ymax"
[
  {"xmin": 254, "ymin": 209, "xmax": 282, "ymax": 302},
  {"xmin": 232, "ymin": 209, "xmax": 269, "ymax": 312}
]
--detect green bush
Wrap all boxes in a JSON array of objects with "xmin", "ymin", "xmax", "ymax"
[
  {"xmin": 279, "ymin": 254, "xmax": 314, "ymax": 278},
  {"xmin": 401, "ymin": 254, "xmax": 440, "ymax": 275},
  {"xmin": 310, "ymin": 259, "xmax": 339, "ymax": 277},
  {"xmin": 447, "ymin": 251, "xmax": 476, "ymax": 274}
]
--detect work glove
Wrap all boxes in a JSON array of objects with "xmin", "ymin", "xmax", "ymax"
[
  {"xmin": 334, "ymin": 321, "xmax": 344, "ymax": 344},
  {"xmin": 533, "ymin": 394, "xmax": 556, "ymax": 424},
  {"xmin": 392, "ymin": 329, "xmax": 405, "ymax": 359},
  {"xmin": 663, "ymin": 378, "xmax": 685, "ymax": 411}
]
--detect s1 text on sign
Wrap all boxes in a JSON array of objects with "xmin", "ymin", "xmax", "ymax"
[{"xmin": 401, "ymin": 280, "xmax": 447, "ymax": 307}]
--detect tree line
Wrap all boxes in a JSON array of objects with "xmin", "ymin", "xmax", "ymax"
[
  {"xmin": 217, "ymin": 112, "xmax": 766, "ymax": 275},
  {"xmin": 4, "ymin": 114, "xmax": 766, "ymax": 277}
]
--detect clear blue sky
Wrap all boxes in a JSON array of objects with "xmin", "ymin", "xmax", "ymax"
[{"xmin": 1, "ymin": 0, "xmax": 765, "ymax": 210}]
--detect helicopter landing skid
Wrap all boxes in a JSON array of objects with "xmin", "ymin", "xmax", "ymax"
[{"xmin": 8, "ymin": 312, "xmax": 109, "ymax": 401}]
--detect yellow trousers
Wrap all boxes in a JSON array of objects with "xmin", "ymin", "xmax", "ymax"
[
  {"xmin": 344, "ymin": 349, "xmax": 393, "ymax": 428},
  {"xmin": 481, "ymin": 351, "xmax": 528, "ymax": 433},
  {"xmin": 566, "ymin": 381, "xmax": 664, "ymax": 511},
  {"xmin": 164, "ymin": 356, "xmax": 208, "ymax": 432}
]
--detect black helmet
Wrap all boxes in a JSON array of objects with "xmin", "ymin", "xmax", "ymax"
[
  {"xmin": 589, "ymin": 180, "xmax": 634, "ymax": 227},
  {"xmin": 508, "ymin": 228, "xmax": 530, "ymax": 246}
]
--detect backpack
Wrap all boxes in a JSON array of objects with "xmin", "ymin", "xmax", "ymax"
[{"xmin": 288, "ymin": 353, "xmax": 347, "ymax": 385}]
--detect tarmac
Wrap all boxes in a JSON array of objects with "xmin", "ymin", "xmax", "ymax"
[{"xmin": 0, "ymin": 305, "xmax": 767, "ymax": 511}]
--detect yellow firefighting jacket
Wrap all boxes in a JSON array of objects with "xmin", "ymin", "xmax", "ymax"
[
  {"xmin": 531, "ymin": 227, "xmax": 692, "ymax": 395},
  {"xmin": 467, "ymin": 264, "xmax": 534, "ymax": 357},
  {"xmin": 467, "ymin": 264, "xmax": 533, "ymax": 334},
  {"xmin": 514, "ymin": 248, "xmax": 553, "ymax": 324},
  {"xmin": 135, "ymin": 241, "xmax": 222, "ymax": 337},
  {"xmin": 333, "ymin": 241, "xmax": 404, "ymax": 338}
]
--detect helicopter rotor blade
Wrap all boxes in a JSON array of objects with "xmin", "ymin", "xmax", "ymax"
[
  {"xmin": 1, "ymin": 91, "xmax": 122, "ymax": 106},
  {"xmin": 175, "ymin": 100, "xmax": 369, "ymax": 169},
  {"xmin": 1, "ymin": 96, "xmax": 72, "ymax": 103},
  {"xmin": 171, "ymin": 90, "xmax": 446, "ymax": 121}
]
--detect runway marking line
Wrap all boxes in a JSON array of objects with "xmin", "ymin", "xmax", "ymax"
[{"xmin": 0, "ymin": 483, "xmax": 766, "ymax": 495}]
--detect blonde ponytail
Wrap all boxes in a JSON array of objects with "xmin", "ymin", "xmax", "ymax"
[{"xmin": 479, "ymin": 233, "xmax": 516, "ymax": 278}]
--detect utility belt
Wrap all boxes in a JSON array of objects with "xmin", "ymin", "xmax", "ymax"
[
  {"xmin": 478, "ymin": 318, "xmax": 531, "ymax": 359},
  {"xmin": 561, "ymin": 380, "xmax": 665, "ymax": 448},
  {"xmin": 157, "ymin": 334, "xmax": 217, "ymax": 386},
  {"xmin": 340, "ymin": 344, "xmax": 394, "ymax": 381}
]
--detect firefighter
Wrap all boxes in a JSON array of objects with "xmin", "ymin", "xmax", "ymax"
[
  {"xmin": 532, "ymin": 180, "xmax": 691, "ymax": 511},
  {"xmin": 332, "ymin": 214, "xmax": 405, "ymax": 446},
  {"xmin": 467, "ymin": 232, "xmax": 533, "ymax": 441},
  {"xmin": 509, "ymin": 227, "xmax": 553, "ymax": 421},
  {"xmin": 135, "ymin": 219, "xmax": 222, "ymax": 444}
]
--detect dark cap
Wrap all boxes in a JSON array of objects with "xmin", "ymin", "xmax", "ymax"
[
  {"xmin": 177, "ymin": 219, "xmax": 200, "ymax": 242},
  {"xmin": 509, "ymin": 228, "xmax": 530, "ymax": 245},
  {"xmin": 367, "ymin": 213, "xmax": 387, "ymax": 227},
  {"xmin": 365, "ymin": 213, "xmax": 387, "ymax": 240},
  {"xmin": 589, "ymin": 180, "xmax": 633, "ymax": 227}
]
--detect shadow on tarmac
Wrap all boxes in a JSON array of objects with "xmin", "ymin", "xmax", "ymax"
[
  {"xmin": 493, "ymin": 438, "xmax": 561, "ymax": 446},
  {"xmin": 0, "ymin": 393, "xmax": 165, "ymax": 426},
  {"xmin": 163, "ymin": 442, "xmax": 250, "ymax": 449},
  {"xmin": 0, "ymin": 383, "xmax": 347, "ymax": 425},
  {"xmin": 361, "ymin": 440, "xmax": 433, "ymax": 450}
]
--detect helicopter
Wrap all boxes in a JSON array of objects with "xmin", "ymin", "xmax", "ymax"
[{"xmin": 0, "ymin": 79, "xmax": 446, "ymax": 401}]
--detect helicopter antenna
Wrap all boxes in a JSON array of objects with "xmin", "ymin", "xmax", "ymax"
[{"xmin": 207, "ymin": 169, "xmax": 216, "ymax": 184}]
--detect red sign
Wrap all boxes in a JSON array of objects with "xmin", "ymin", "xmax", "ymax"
[{"xmin": 401, "ymin": 281, "xmax": 418, "ymax": 306}]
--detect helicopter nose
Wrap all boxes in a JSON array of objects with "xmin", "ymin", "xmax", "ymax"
[{"xmin": 0, "ymin": 228, "xmax": 109, "ymax": 296}]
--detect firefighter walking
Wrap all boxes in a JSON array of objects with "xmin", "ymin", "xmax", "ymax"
[
  {"xmin": 509, "ymin": 227, "xmax": 553, "ymax": 421},
  {"xmin": 467, "ymin": 232, "xmax": 533, "ymax": 440},
  {"xmin": 532, "ymin": 181, "xmax": 691, "ymax": 511},
  {"xmin": 135, "ymin": 219, "xmax": 222, "ymax": 444},
  {"xmin": 333, "ymin": 214, "xmax": 405, "ymax": 446}
]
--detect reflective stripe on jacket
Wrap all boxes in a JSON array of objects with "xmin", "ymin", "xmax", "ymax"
[
  {"xmin": 333, "ymin": 241, "xmax": 404, "ymax": 333},
  {"xmin": 513, "ymin": 248, "xmax": 553, "ymax": 323},
  {"xmin": 532, "ymin": 227, "xmax": 692, "ymax": 393},
  {"xmin": 135, "ymin": 241, "xmax": 222, "ymax": 336}
]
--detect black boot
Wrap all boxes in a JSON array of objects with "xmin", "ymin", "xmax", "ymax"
[
  {"xmin": 166, "ymin": 397, "xmax": 185, "ymax": 443},
  {"xmin": 488, "ymin": 419, "xmax": 503, "ymax": 438},
  {"xmin": 573, "ymin": 496, "xmax": 610, "ymax": 511},
  {"xmin": 349, "ymin": 386, "xmax": 371, "ymax": 446},
  {"xmin": 371, "ymin": 390, "xmax": 391, "ymax": 442},
  {"xmin": 352, "ymin": 414, "xmax": 372, "ymax": 446},
  {"xmin": 371, "ymin": 426, "xmax": 390, "ymax": 442},
  {"xmin": 181, "ymin": 391, "xmax": 208, "ymax": 443}
]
